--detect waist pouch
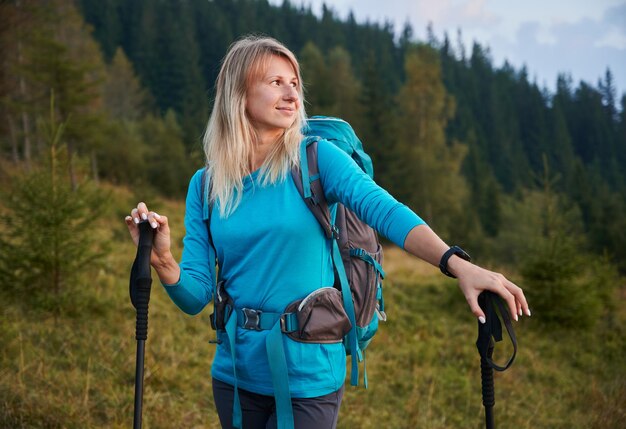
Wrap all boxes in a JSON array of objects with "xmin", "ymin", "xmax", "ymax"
[
  {"xmin": 211, "ymin": 284, "xmax": 351, "ymax": 344},
  {"xmin": 284, "ymin": 287, "xmax": 352, "ymax": 343}
]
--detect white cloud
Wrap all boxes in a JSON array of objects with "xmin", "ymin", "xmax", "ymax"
[
  {"xmin": 602, "ymin": 2, "xmax": 626, "ymax": 31},
  {"xmin": 598, "ymin": 2, "xmax": 626, "ymax": 48},
  {"xmin": 595, "ymin": 29, "xmax": 626, "ymax": 49},
  {"xmin": 270, "ymin": 0, "xmax": 626, "ymax": 95},
  {"xmin": 488, "ymin": 15, "xmax": 626, "ymax": 93}
]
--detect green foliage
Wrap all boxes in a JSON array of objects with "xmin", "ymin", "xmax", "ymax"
[
  {"xmin": 102, "ymin": 47, "xmax": 154, "ymax": 121},
  {"xmin": 140, "ymin": 110, "xmax": 194, "ymax": 198},
  {"xmin": 518, "ymin": 161, "xmax": 617, "ymax": 329},
  {"xmin": 3, "ymin": 0, "xmax": 626, "ymax": 277},
  {"xmin": 394, "ymin": 44, "xmax": 469, "ymax": 239},
  {"xmin": 299, "ymin": 41, "xmax": 330, "ymax": 114},
  {"xmin": 325, "ymin": 46, "xmax": 362, "ymax": 125},
  {"xmin": 521, "ymin": 233, "xmax": 599, "ymax": 329},
  {"xmin": 0, "ymin": 110, "xmax": 109, "ymax": 313},
  {"xmin": 463, "ymin": 134, "xmax": 502, "ymax": 238},
  {"xmin": 357, "ymin": 51, "xmax": 397, "ymax": 190},
  {"xmin": 1, "ymin": 242, "xmax": 623, "ymax": 428}
]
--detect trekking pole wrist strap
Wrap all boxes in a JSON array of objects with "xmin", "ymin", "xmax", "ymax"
[{"xmin": 476, "ymin": 291, "xmax": 517, "ymax": 372}]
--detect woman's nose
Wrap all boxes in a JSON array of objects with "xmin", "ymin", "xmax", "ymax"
[{"xmin": 282, "ymin": 86, "xmax": 298, "ymax": 101}]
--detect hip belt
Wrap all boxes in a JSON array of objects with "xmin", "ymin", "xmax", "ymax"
[{"xmin": 211, "ymin": 283, "xmax": 352, "ymax": 429}]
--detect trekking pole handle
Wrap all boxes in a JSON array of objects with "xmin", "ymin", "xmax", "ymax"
[
  {"xmin": 134, "ymin": 221, "xmax": 154, "ymax": 341},
  {"xmin": 480, "ymin": 341, "xmax": 496, "ymax": 429},
  {"xmin": 480, "ymin": 341, "xmax": 496, "ymax": 406}
]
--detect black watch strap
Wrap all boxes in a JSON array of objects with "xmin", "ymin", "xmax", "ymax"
[{"xmin": 439, "ymin": 246, "xmax": 471, "ymax": 278}]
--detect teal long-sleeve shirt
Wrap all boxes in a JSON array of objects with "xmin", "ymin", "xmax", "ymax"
[{"xmin": 162, "ymin": 139, "xmax": 425, "ymax": 397}]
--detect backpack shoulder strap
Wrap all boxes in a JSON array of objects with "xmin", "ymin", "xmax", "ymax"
[
  {"xmin": 291, "ymin": 138, "xmax": 335, "ymax": 239},
  {"xmin": 200, "ymin": 167, "xmax": 217, "ymax": 260}
]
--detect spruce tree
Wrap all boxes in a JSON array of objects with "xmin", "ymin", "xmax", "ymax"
[
  {"xmin": 520, "ymin": 158, "xmax": 613, "ymax": 328},
  {"xmin": 0, "ymin": 98, "xmax": 109, "ymax": 313},
  {"xmin": 394, "ymin": 44, "xmax": 467, "ymax": 237},
  {"xmin": 326, "ymin": 46, "xmax": 362, "ymax": 128}
]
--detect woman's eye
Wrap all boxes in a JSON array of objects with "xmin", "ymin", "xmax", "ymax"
[
  {"xmin": 271, "ymin": 80, "xmax": 280, "ymax": 86},
  {"xmin": 290, "ymin": 82, "xmax": 297, "ymax": 87}
]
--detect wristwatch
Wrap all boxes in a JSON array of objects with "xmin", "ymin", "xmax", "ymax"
[{"xmin": 439, "ymin": 246, "xmax": 471, "ymax": 278}]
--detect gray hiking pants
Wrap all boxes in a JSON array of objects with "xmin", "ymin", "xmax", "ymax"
[{"xmin": 212, "ymin": 378, "xmax": 344, "ymax": 429}]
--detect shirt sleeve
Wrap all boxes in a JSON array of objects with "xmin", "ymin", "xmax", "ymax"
[
  {"xmin": 316, "ymin": 140, "xmax": 426, "ymax": 249},
  {"xmin": 161, "ymin": 168, "xmax": 215, "ymax": 315}
]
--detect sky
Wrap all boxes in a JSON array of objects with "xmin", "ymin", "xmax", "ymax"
[{"xmin": 270, "ymin": 0, "xmax": 626, "ymax": 99}]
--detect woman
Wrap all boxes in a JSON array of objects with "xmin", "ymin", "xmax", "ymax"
[{"xmin": 125, "ymin": 36, "xmax": 529, "ymax": 429}]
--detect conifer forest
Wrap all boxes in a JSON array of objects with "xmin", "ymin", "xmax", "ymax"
[{"xmin": 1, "ymin": 1, "xmax": 624, "ymax": 428}]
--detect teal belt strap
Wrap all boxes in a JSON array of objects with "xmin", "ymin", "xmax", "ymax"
[
  {"xmin": 235, "ymin": 309, "xmax": 298, "ymax": 332},
  {"xmin": 332, "ymin": 237, "xmax": 360, "ymax": 386},
  {"xmin": 224, "ymin": 311, "xmax": 242, "ymax": 428},
  {"xmin": 227, "ymin": 307, "xmax": 297, "ymax": 429},
  {"xmin": 266, "ymin": 320, "xmax": 294, "ymax": 429}
]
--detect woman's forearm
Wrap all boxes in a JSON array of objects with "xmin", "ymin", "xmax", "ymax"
[
  {"xmin": 152, "ymin": 251, "xmax": 181, "ymax": 285},
  {"xmin": 402, "ymin": 224, "xmax": 472, "ymax": 277},
  {"xmin": 403, "ymin": 224, "xmax": 529, "ymax": 320}
]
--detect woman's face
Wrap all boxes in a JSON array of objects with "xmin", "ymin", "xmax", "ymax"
[{"xmin": 246, "ymin": 55, "xmax": 300, "ymax": 136}]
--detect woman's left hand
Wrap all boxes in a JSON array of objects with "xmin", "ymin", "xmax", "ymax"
[{"xmin": 449, "ymin": 257, "xmax": 530, "ymax": 323}]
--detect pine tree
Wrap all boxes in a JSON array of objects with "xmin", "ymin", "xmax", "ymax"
[
  {"xmin": 21, "ymin": 0, "xmax": 108, "ymax": 187},
  {"xmin": 141, "ymin": 110, "xmax": 193, "ymax": 197},
  {"xmin": 0, "ymin": 0, "xmax": 53, "ymax": 166},
  {"xmin": 358, "ymin": 50, "xmax": 396, "ymax": 190},
  {"xmin": 102, "ymin": 47, "xmax": 153, "ymax": 121},
  {"xmin": 394, "ymin": 44, "xmax": 468, "ymax": 237},
  {"xmin": 464, "ymin": 138, "xmax": 501, "ymax": 237},
  {"xmin": 326, "ymin": 46, "xmax": 362, "ymax": 128},
  {"xmin": 0, "ymin": 97, "xmax": 109, "ymax": 313},
  {"xmin": 520, "ymin": 158, "xmax": 611, "ymax": 329},
  {"xmin": 598, "ymin": 68, "xmax": 618, "ymax": 121},
  {"xmin": 299, "ymin": 41, "xmax": 330, "ymax": 114}
]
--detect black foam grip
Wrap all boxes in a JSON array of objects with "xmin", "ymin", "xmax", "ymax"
[
  {"xmin": 130, "ymin": 221, "xmax": 155, "ymax": 340},
  {"xmin": 481, "ymin": 354, "xmax": 495, "ymax": 407},
  {"xmin": 134, "ymin": 279, "xmax": 152, "ymax": 340}
]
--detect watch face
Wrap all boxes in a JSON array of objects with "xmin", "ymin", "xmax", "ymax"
[{"xmin": 452, "ymin": 246, "xmax": 471, "ymax": 262}]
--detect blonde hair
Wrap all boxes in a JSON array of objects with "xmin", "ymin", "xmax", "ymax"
[{"xmin": 203, "ymin": 35, "xmax": 307, "ymax": 217}]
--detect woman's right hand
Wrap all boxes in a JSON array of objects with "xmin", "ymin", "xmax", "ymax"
[{"xmin": 125, "ymin": 202, "xmax": 172, "ymax": 268}]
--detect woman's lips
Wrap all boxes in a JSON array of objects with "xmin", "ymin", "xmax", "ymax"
[{"xmin": 276, "ymin": 107, "xmax": 295, "ymax": 115}]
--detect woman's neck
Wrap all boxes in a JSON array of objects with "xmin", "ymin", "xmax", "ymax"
[{"xmin": 250, "ymin": 129, "xmax": 282, "ymax": 171}]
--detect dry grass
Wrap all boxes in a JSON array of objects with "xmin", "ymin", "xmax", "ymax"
[{"xmin": 1, "ymin": 194, "xmax": 624, "ymax": 428}]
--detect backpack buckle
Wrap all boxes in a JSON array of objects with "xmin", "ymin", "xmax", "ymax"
[
  {"xmin": 242, "ymin": 308, "xmax": 262, "ymax": 330},
  {"xmin": 280, "ymin": 313, "xmax": 297, "ymax": 333}
]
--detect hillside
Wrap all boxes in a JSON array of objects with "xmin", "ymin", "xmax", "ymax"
[{"xmin": 1, "ymin": 187, "xmax": 623, "ymax": 428}]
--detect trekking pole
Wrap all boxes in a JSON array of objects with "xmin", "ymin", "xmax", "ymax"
[
  {"xmin": 479, "ymin": 335, "xmax": 496, "ymax": 429},
  {"xmin": 129, "ymin": 221, "xmax": 155, "ymax": 429},
  {"xmin": 476, "ymin": 291, "xmax": 518, "ymax": 429}
]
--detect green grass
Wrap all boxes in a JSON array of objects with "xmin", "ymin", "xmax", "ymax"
[{"xmin": 1, "ymin": 192, "xmax": 624, "ymax": 428}]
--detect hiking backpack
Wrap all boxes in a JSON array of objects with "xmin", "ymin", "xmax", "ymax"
[{"xmin": 291, "ymin": 116, "xmax": 386, "ymax": 388}]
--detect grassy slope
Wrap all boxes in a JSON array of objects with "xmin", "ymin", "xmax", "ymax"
[{"xmin": 1, "ymin": 187, "xmax": 624, "ymax": 428}]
